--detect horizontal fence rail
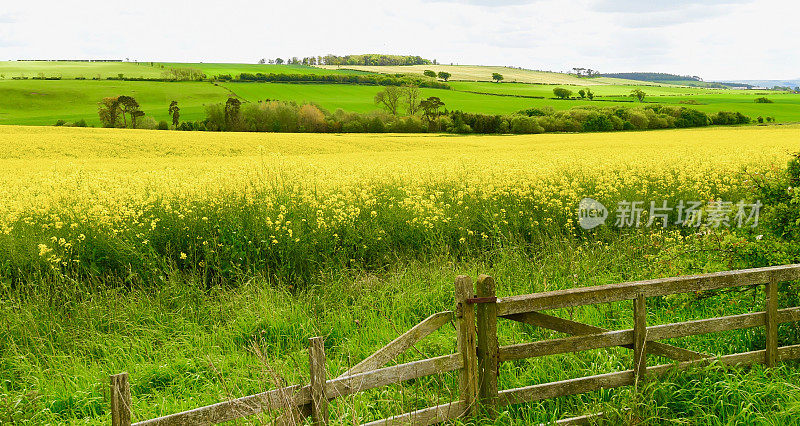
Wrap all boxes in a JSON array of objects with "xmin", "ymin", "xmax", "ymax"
[
  {"xmin": 110, "ymin": 265, "xmax": 800, "ymax": 425},
  {"xmin": 496, "ymin": 264, "xmax": 800, "ymax": 316}
]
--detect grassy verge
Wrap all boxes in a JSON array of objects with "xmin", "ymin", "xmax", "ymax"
[{"xmin": 2, "ymin": 230, "xmax": 800, "ymax": 424}]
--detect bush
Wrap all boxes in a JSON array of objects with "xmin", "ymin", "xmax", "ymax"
[
  {"xmin": 581, "ymin": 114, "xmax": 613, "ymax": 132},
  {"xmin": 674, "ymin": 108, "xmax": 710, "ymax": 128},
  {"xmin": 518, "ymin": 107, "xmax": 554, "ymax": 117},
  {"xmin": 509, "ymin": 116, "xmax": 544, "ymax": 134},
  {"xmin": 298, "ymin": 104, "xmax": 327, "ymax": 132},
  {"xmin": 755, "ymin": 153, "xmax": 800, "ymax": 240},
  {"xmin": 137, "ymin": 117, "xmax": 159, "ymax": 130},
  {"xmin": 553, "ymin": 87, "xmax": 572, "ymax": 99},
  {"xmin": 157, "ymin": 120, "xmax": 170, "ymax": 130},
  {"xmin": 711, "ymin": 111, "xmax": 750, "ymax": 125},
  {"xmin": 626, "ymin": 111, "xmax": 649, "ymax": 130},
  {"xmin": 198, "ymin": 100, "xmax": 749, "ymax": 136},
  {"xmin": 72, "ymin": 119, "xmax": 88, "ymax": 128},
  {"xmin": 54, "ymin": 120, "xmax": 66, "ymax": 126},
  {"xmin": 755, "ymin": 97, "xmax": 774, "ymax": 103}
]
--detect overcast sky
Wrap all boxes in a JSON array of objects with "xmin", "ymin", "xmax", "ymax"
[{"xmin": 0, "ymin": 0, "xmax": 796, "ymax": 80}]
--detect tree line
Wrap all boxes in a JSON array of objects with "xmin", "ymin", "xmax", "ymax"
[
  {"xmin": 231, "ymin": 73, "xmax": 450, "ymax": 89},
  {"xmin": 86, "ymin": 91, "xmax": 751, "ymax": 134},
  {"xmin": 257, "ymin": 54, "xmax": 434, "ymax": 66},
  {"xmin": 173, "ymin": 96, "xmax": 751, "ymax": 135}
]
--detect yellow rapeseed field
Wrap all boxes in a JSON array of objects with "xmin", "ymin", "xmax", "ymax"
[{"xmin": 0, "ymin": 124, "xmax": 795, "ymax": 281}]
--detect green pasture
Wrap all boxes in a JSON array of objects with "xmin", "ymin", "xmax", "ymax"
[
  {"xmin": 0, "ymin": 61, "xmax": 168, "ymax": 80},
  {"xmin": 447, "ymin": 81, "xmax": 766, "ymax": 97},
  {"xmin": 0, "ymin": 61, "xmax": 365, "ymax": 81},
  {"xmin": 222, "ymin": 82, "xmax": 636, "ymax": 115},
  {"xmin": 0, "ymin": 80, "xmax": 231, "ymax": 126},
  {"xmin": 2, "ymin": 77, "xmax": 800, "ymax": 126}
]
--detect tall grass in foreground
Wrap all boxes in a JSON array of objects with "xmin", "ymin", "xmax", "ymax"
[{"xmin": 3, "ymin": 230, "xmax": 800, "ymax": 424}]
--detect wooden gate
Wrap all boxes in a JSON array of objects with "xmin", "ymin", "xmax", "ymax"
[{"xmin": 111, "ymin": 264, "xmax": 800, "ymax": 425}]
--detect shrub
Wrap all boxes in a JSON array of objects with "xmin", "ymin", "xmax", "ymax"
[
  {"xmin": 518, "ymin": 107, "xmax": 554, "ymax": 117},
  {"xmin": 298, "ymin": 104, "xmax": 326, "ymax": 132},
  {"xmin": 157, "ymin": 120, "xmax": 170, "ymax": 130},
  {"xmin": 756, "ymin": 154, "xmax": 800, "ymax": 240},
  {"xmin": 711, "ymin": 111, "xmax": 750, "ymax": 125},
  {"xmin": 509, "ymin": 116, "xmax": 544, "ymax": 134},
  {"xmin": 553, "ymin": 87, "xmax": 573, "ymax": 99},
  {"xmin": 54, "ymin": 120, "xmax": 66, "ymax": 126},
  {"xmin": 626, "ymin": 111, "xmax": 649, "ymax": 130},
  {"xmin": 674, "ymin": 108, "xmax": 710, "ymax": 128},
  {"xmin": 72, "ymin": 119, "xmax": 88, "ymax": 128},
  {"xmin": 755, "ymin": 97, "xmax": 774, "ymax": 103},
  {"xmin": 581, "ymin": 114, "xmax": 613, "ymax": 132},
  {"xmin": 137, "ymin": 117, "xmax": 159, "ymax": 130}
]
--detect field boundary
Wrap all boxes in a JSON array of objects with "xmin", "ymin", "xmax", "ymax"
[{"xmin": 110, "ymin": 264, "xmax": 800, "ymax": 425}]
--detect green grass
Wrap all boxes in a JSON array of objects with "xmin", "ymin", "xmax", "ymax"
[
  {"xmin": 0, "ymin": 61, "xmax": 169, "ymax": 80},
  {"xmin": 0, "ymin": 80, "xmax": 232, "ymax": 126},
  {"xmin": 1, "ymin": 123, "xmax": 799, "ymax": 423},
  {"xmin": 1, "ymin": 73, "xmax": 800, "ymax": 127},
  {"xmin": 0, "ymin": 61, "xmax": 367, "ymax": 81},
  {"xmin": 447, "ymin": 81, "xmax": 769, "ymax": 97},
  {"xmin": 222, "ymin": 82, "xmax": 639, "ymax": 115},
  {"xmin": 3, "ymin": 232, "xmax": 799, "ymax": 424},
  {"xmin": 315, "ymin": 64, "xmax": 653, "ymax": 86}
]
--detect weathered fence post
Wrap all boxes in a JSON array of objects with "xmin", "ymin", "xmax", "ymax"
[
  {"xmin": 476, "ymin": 274, "xmax": 498, "ymax": 412},
  {"xmin": 633, "ymin": 294, "xmax": 647, "ymax": 382},
  {"xmin": 110, "ymin": 372, "xmax": 132, "ymax": 426},
  {"xmin": 765, "ymin": 278, "xmax": 778, "ymax": 367},
  {"xmin": 309, "ymin": 336, "xmax": 329, "ymax": 426},
  {"xmin": 455, "ymin": 275, "xmax": 479, "ymax": 417}
]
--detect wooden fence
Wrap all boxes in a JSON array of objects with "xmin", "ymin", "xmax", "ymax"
[{"xmin": 110, "ymin": 264, "xmax": 800, "ymax": 425}]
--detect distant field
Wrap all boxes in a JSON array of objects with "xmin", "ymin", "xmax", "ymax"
[
  {"xmin": 0, "ymin": 61, "xmax": 366, "ymax": 81},
  {"xmin": 158, "ymin": 62, "xmax": 368, "ymax": 77},
  {"xmin": 2, "ymin": 63, "xmax": 799, "ymax": 127},
  {"xmin": 222, "ymin": 82, "xmax": 640, "ymax": 114},
  {"xmin": 0, "ymin": 80, "xmax": 230, "ymax": 126},
  {"xmin": 315, "ymin": 64, "xmax": 633, "ymax": 85},
  {"xmin": 447, "ymin": 81, "xmax": 735, "ymax": 97},
  {"xmin": 0, "ymin": 61, "xmax": 168, "ymax": 79},
  {"xmin": 224, "ymin": 81, "xmax": 800, "ymax": 120}
]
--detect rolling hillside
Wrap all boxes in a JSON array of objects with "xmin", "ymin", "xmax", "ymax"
[{"xmin": 315, "ymin": 64, "xmax": 636, "ymax": 85}]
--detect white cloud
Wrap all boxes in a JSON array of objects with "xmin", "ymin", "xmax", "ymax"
[
  {"xmin": 591, "ymin": 0, "xmax": 751, "ymax": 13},
  {"xmin": 0, "ymin": 0, "xmax": 797, "ymax": 80}
]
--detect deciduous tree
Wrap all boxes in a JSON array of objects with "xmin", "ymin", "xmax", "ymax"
[
  {"xmin": 225, "ymin": 97, "xmax": 242, "ymax": 130},
  {"xmin": 374, "ymin": 86, "xmax": 402, "ymax": 115},
  {"xmin": 169, "ymin": 101, "xmax": 180, "ymax": 128},
  {"xmin": 420, "ymin": 96, "xmax": 445, "ymax": 128},
  {"xmin": 437, "ymin": 71, "xmax": 451, "ymax": 81},
  {"xmin": 403, "ymin": 85, "xmax": 421, "ymax": 115},
  {"xmin": 553, "ymin": 87, "xmax": 572, "ymax": 99},
  {"xmin": 117, "ymin": 95, "xmax": 141, "ymax": 128},
  {"xmin": 98, "ymin": 96, "xmax": 121, "ymax": 128},
  {"xmin": 631, "ymin": 89, "xmax": 646, "ymax": 102}
]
